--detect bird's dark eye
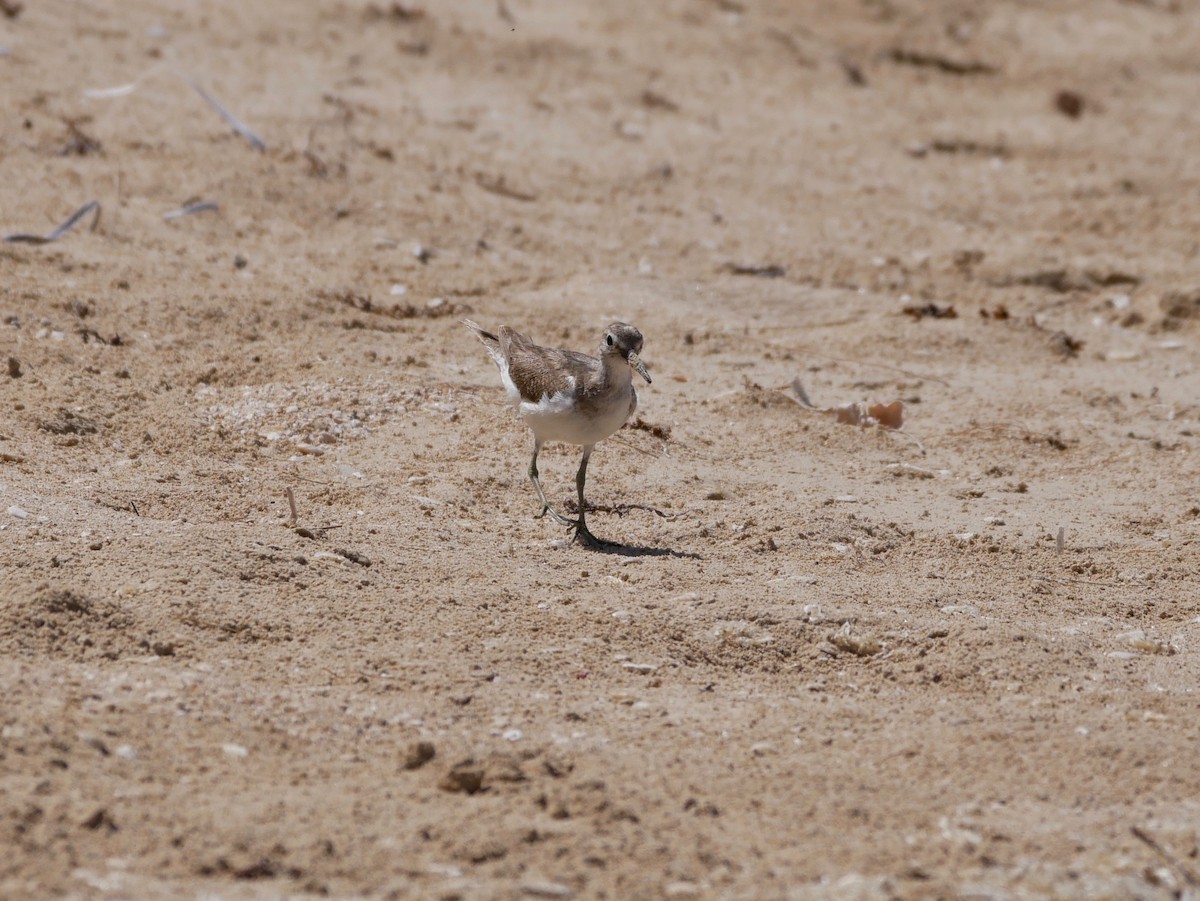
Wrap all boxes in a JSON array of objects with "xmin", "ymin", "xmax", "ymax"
[{"xmin": 606, "ymin": 334, "xmax": 614, "ymax": 346}]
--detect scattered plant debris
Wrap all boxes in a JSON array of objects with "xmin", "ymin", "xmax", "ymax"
[
  {"xmin": 334, "ymin": 548, "xmax": 371, "ymax": 567},
  {"xmin": 4, "ymin": 200, "xmax": 101, "ymax": 244},
  {"xmin": 78, "ymin": 327, "xmax": 122, "ymax": 345},
  {"xmin": 641, "ymin": 89, "xmax": 680, "ymax": 112},
  {"xmin": 475, "ymin": 174, "xmax": 537, "ymax": 202},
  {"xmin": 1160, "ymin": 286, "xmax": 1200, "ymax": 322},
  {"xmin": 995, "ymin": 267, "xmax": 1138, "ymax": 294},
  {"xmin": 365, "ymin": 2, "xmax": 426, "ymax": 21},
  {"xmin": 722, "ymin": 263, "xmax": 785, "ymax": 278},
  {"xmin": 979, "ymin": 305, "xmax": 1010, "ymax": 320},
  {"xmin": 324, "ymin": 290, "xmax": 471, "ymax": 320},
  {"xmin": 831, "ymin": 400, "xmax": 905, "ymax": 429},
  {"xmin": 888, "ymin": 48, "xmax": 996, "ymax": 76},
  {"xmin": 888, "ymin": 462, "xmax": 938, "ymax": 479},
  {"xmin": 953, "ymin": 249, "xmax": 985, "ymax": 270},
  {"xmin": 1049, "ymin": 330, "xmax": 1084, "ymax": 358},
  {"xmin": 1088, "ymin": 269, "xmax": 1140, "ymax": 287},
  {"xmin": 903, "ymin": 302, "xmax": 957, "ymax": 320},
  {"xmin": 1025, "ymin": 431, "xmax": 1074, "ymax": 451},
  {"xmin": 164, "ymin": 201, "xmax": 219, "ymax": 220},
  {"xmin": 909, "ymin": 138, "xmax": 1008, "ymax": 158},
  {"xmin": 766, "ymin": 28, "xmax": 817, "ymax": 68},
  {"xmin": 186, "ymin": 77, "xmax": 266, "ymax": 151},
  {"xmin": 563, "ymin": 500, "xmax": 682, "ymax": 520},
  {"xmin": 790, "ymin": 379, "xmax": 905, "ymax": 429},
  {"xmin": 59, "ymin": 119, "xmax": 102, "ymax": 156},
  {"xmin": 1130, "ymin": 826, "xmax": 1200, "ymax": 888},
  {"xmin": 839, "ymin": 56, "xmax": 866, "ymax": 86},
  {"xmin": 626, "ymin": 416, "xmax": 671, "ymax": 440},
  {"xmin": 1054, "ymin": 90, "xmax": 1085, "ymax": 119},
  {"xmin": 81, "ymin": 808, "xmax": 118, "ymax": 833}
]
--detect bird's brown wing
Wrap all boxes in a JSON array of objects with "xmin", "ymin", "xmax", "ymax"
[{"xmin": 499, "ymin": 327, "xmax": 596, "ymax": 403}]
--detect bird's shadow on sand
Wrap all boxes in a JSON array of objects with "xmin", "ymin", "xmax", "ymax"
[{"xmin": 578, "ymin": 538, "xmax": 701, "ymax": 559}]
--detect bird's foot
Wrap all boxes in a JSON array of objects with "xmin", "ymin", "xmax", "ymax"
[
  {"xmin": 571, "ymin": 521, "xmax": 614, "ymax": 548},
  {"xmin": 536, "ymin": 503, "xmax": 576, "ymax": 527}
]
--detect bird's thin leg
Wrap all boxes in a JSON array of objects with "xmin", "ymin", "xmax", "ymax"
[
  {"xmin": 572, "ymin": 444, "xmax": 609, "ymax": 545},
  {"xmin": 529, "ymin": 437, "xmax": 575, "ymax": 526}
]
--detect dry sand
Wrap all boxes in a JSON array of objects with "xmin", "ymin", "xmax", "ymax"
[{"xmin": 3, "ymin": 1, "xmax": 1200, "ymax": 898}]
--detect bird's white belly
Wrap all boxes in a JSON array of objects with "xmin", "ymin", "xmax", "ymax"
[{"xmin": 519, "ymin": 389, "xmax": 632, "ymax": 445}]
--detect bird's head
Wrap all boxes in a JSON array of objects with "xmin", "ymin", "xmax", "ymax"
[{"xmin": 602, "ymin": 322, "xmax": 650, "ymax": 383}]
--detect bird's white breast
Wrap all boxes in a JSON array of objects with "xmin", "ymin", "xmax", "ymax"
[{"xmin": 495, "ymin": 352, "xmax": 636, "ymax": 446}]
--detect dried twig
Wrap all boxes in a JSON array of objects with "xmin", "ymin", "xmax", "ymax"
[
  {"xmin": 888, "ymin": 48, "xmax": 996, "ymax": 76},
  {"xmin": 84, "ymin": 81, "xmax": 141, "ymax": 99},
  {"xmin": 475, "ymin": 174, "xmax": 537, "ymax": 202},
  {"xmin": 4, "ymin": 200, "xmax": 101, "ymax": 244},
  {"xmin": 903, "ymin": 302, "xmax": 957, "ymax": 320},
  {"xmin": 1131, "ymin": 826, "xmax": 1200, "ymax": 887},
  {"xmin": 286, "ymin": 487, "xmax": 299, "ymax": 527},
  {"xmin": 722, "ymin": 262, "xmax": 786, "ymax": 278},
  {"xmin": 564, "ymin": 500, "xmax": 684, "ymax": 520},
  {"xmin": 164, "ymin": 201, "xmax": 219, "ymax": 220},
  {"xmin": 185, "ymin": 77, "xmax": 267, "ymax": 151}
]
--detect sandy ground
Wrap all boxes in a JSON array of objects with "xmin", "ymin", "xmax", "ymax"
[{"xmin": 3, "ymin": 1, "xmax": 1200, "ymax": 898}]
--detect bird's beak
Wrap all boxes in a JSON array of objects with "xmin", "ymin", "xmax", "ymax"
[{"xmin": 627, "ymin": 351, "xmax": 651, "ymax": 384}]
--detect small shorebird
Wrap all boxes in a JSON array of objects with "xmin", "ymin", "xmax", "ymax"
[{"xmin": 465, "ymin": 319, "xmax": 652, "ymax": 545}]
